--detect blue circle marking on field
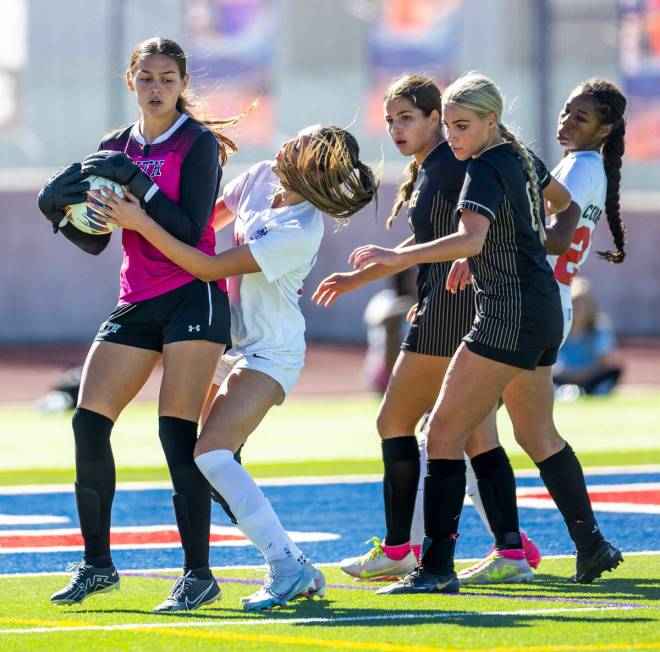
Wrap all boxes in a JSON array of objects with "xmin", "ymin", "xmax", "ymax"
[{"xmin": 0, "ymin": 470, "xmax": 658, "ymax": 575}]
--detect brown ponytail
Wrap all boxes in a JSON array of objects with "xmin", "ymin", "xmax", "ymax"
[
  {"xmin": 276, "ymin": 125, "xmax": 378, "ymax": 223},
  {"xmin": 387, "ymin": 160, "xmax": 419, "ymax": 229},
  {"xmin": 580, "ymin": 79, "xmax": 627, "ymax": 263},
  {"xmin": 383, "ymin": 74, "xmax": 443, "ymax": 229}
]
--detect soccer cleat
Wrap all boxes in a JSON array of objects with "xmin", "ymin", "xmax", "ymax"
[
  {"xmin": 376, "ymin": 567, "xmax": 459, "ymax": 595},
  {"xmin": 572, "ymin": 540, "xmax": 623, "ymax": 584},
  {"xmin": 457, "ymin": 551, "xmax": 534, "ymax": 585},
  {"xmin": 50, "ymin": 561, "xmax": 120, "ymax": 605},
  {"xmin": 242, "ymin": 562, "xmax": 325, "ymax": 612},
  {"xmin": 521, "ymin": 530, "xmax": 542, "ymax": 569},
  {"xmin": 153, "ymin": 570, "xmax": 221, "ymax": 612},
  {"xmin": 339, "ymin": 537, "xmax": 417, "ymax": 580}
]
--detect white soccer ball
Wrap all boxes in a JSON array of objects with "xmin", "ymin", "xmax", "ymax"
[{"xmin": 64, "ymin": 175, "xmax": 124, "ymax": 235}]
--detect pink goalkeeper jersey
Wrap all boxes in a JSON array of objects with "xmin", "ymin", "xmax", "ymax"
[{"xmin": 100, "ymin": 114, "xmax": 225, "ymax": 304}]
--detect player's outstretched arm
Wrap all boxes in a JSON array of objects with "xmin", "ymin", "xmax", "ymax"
[
  {"xmin": 312, "ymin": 235, "xmax": 416, "ymax": 307},
  {"xmin": 94, "ymin": 188, "xmax": 260, "ymax": 280},
  {"xmin": 350, "ymin": 211, "xmax": 489, "ymax": 270},
  {"xmin": 545, "ymin": 201, "xmax": 581, "ymax": 255},
  {"xmin": 543, "ymin": 177, "xmax": 571, "ymax": 215},
  {"xmin": 212, "ymin": 199, "xmax": 235, "ymax": 232}
]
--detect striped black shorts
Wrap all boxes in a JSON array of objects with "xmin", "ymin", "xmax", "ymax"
[{"xmin": 402, "ymin": 283, "xmax": 476, "ymax": 358}]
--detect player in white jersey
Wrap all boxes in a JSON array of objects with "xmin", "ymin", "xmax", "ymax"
[
  {"xmin": 456, "ymin": 78, "xmax": 627, "ymax": 585},
  {"xmin": 94, "ymin": 124, "xmax": 378, "ymax": 609},
  {"xmin": 547, "ymin": 79, "xmax": 627, "ymax": 341}
]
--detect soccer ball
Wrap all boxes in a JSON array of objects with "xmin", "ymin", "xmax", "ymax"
[{"xmin": 64, "ymin": 175, "xmax": 124, "ymax": 235}]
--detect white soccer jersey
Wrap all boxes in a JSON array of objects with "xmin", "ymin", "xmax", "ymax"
[
  {"xmin": 220, "ymin": 160, "xmax": 324, "ymax": 374},
  {"xmin": 547, "ymin": 151, "xmax": 606, "ymax": 306}
]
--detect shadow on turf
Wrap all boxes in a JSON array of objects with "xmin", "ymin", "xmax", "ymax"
[
  {"xmin": 465, "ymin": 573, "xmax": 660, "ymax": 603},
  {"xmin": 76, "ymin": 598, "xmax": 337, "ymax": 620},
  {"xmin": 296, "ymin": 608, "xmax": 654, "ymax": 629}
]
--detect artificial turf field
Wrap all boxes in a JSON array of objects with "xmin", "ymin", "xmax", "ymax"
[
  {"xmin": 0, "ymin": 391, "xmax": 659, "ymax": 650},
  {"xmin": 1, "ymin": 557, "xmax": 659, "ymax": 651}
]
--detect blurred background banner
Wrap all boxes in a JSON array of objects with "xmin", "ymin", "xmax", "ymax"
[
  {"xmin": 620, "ymin": 0, "xmax": 660, "ymax": 160},
  {"xmin": 185, "ymin": 0, "xmax": 275, "ymax": 145},
  {"xmin": 0, "ymin": 0, "xmax": 26, "ymax": 131},
  {"xmin": 0, "ymin": 0, "xmax": 658, "ymax": 342},
  {"xmin": 364, "ymin": 0, "xmax": 462, "ymax": 133}
]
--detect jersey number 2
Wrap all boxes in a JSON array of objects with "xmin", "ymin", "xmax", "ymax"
[{"xmin": 554, "ymin": 226, "xmax": 591, "ymax": 285}]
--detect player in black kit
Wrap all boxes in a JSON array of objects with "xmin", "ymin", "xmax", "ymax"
[
  {"xmin": 314, "ymin": 75, "xmax": 569, "ymax": 582},
  {"xmin": 350, "ymin": 73, "xmax": 622, "ymax": 594}
]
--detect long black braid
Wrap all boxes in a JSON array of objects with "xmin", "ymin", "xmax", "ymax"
[{"xmin": 581, "ymin": 79, "xmax": 627, "ymax": 263}]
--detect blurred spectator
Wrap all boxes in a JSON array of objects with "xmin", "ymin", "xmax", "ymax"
[
  {"xmin": 553, "ymin": 278, "xmax": 623, "ymax": 397},
  {"xmin": 36, "ymin": 366, "xmax": 82, "ymax": 413},
  {"xmin": 363, "ymin": 269, "xmax": 417, "ymax": 393}
]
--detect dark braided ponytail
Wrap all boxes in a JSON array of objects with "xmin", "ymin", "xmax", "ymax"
[
  {"xmin": 384, "ymin": 75, "xmax": 443, "ymax": 229},
  {"xmin": 581, "ymin": 79, "xmax": 627, "ymax": 263}
]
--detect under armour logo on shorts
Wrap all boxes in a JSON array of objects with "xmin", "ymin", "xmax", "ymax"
[{"xmin": 188, "ymin": 324, "xmax": 201, "ymax": 332}]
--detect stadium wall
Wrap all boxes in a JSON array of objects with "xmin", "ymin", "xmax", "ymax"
[{"xmin": 1, "ymin": 184, "xmax": 658, "ymax": 342}]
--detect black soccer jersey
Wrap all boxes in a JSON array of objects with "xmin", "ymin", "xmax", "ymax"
[
  {"xmin": 456, "ymin": 142, "xmax": 563, "ymax": 354},
  {"xmin": 402, "ymin": 141, "xmax": 475, "ymax": 357}
]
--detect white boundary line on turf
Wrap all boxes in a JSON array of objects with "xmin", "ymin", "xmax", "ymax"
[
  {"xmin": 0, "ymin": 605, "xmax": 644, "ymax": 635},
  {"xmin": 1, "ymin": 550, "xmax": 658, "ymax": 578},
  {"xmin": 1, "ymin": 464, "xmax": 659, "ymax": 495}
]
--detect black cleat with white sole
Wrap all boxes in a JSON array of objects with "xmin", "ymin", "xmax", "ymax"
[
  {"xmin": 572, "ymin": 540, "xmax": 623, "ymax": 584},
  {"xmin": 153, "ymin": 569, "xmax": 221, "ymax": 612},
  {"xmin": 51, "ymin": 561, "xmax": 120, "ymax": 605},
  {"xmin": 376, "ymin": 567, "xmax": 460, "ymax": 595}
]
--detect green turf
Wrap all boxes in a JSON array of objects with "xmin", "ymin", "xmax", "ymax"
[
  {"xmin": 0, "ymin": 391, "xmax": 658, "ymax": 485},
  {"xmin": 1, "ymin": 447, "xmax": 659, "ymax": 486},
  {"xmin": 1, "ymin": 556, "xmax": 658, "ymax": 651}
]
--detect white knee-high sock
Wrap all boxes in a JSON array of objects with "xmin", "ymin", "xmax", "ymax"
[
  {"xmin": 410, "ymin": 432, "xmax": 427, "ymax": 549},
  {"xmin": 196, "ymin": 450, "xmax": 305, "ymax": 568},
  {"xmin": 465, "ymin": 453, "xmax": 493, "ymax": 535}
]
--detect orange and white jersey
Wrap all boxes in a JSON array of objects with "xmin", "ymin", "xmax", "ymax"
[{"xmin": 547, "ymin": 151, "xmax": 606, "ymax": 309}]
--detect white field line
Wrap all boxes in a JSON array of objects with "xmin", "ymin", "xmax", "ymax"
[
  {"xmin": 1, "ymin": 464, "xmax": 658, "ymax": 495},
  {"xmin": 1, "ymin": 550, "xmax": 659, "ymax": 578},
  {"xmin": 0, "ymin": 605, "xmax": 645, "ymax": 636}
]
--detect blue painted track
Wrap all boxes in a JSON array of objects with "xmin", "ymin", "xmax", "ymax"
[{"xmin": 1, "ymin": 472, "xmax": 658, "ymax": 574}]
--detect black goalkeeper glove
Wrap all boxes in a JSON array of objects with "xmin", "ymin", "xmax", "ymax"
[
  {"xmin": 37, "ymin": 163, "xmax": 90, "ymax": 233},
  {"xmin": 80, "ymin": 150, "xmax": 155, "ymax": 202}
]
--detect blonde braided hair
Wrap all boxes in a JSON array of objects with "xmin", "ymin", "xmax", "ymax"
[{"xmin": 498, "ymin": 123, "xmax": 545, "ymax": 240}]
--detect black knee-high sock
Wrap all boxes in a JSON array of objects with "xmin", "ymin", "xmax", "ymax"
[
  {"xmin": 159, "ymin": 416, "xmax": 212, "ymax": 577},
  {"xmin": 471, "ymin": 446, "xmax": 521, "ymax": 549},
  {"xmin": 536, "ymin": 443, "xmax": 603, "ymax": 551},
  {"xmin": 381, "ymin": 436, "xmax": 420, "ymax": 546},
  {"xmin": 72, "ymin": 407, "xmax": 115, "ymax": 567},
  {"xmin": 421, "ymin": 458, "xmax": 465, "ymax": 575}
]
